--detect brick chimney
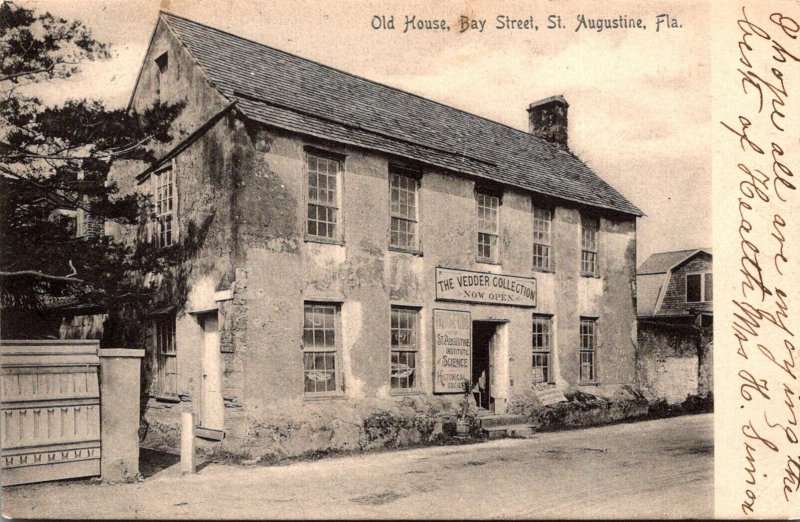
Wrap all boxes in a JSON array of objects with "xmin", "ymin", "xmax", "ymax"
[{"xmin": 527, "ymin": 95, "xmax": 569, "ymax": 151}]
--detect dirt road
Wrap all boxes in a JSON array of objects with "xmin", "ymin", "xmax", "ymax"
[{"xmin": 3, "ymin": 414, "xmax": 713, "ymax": 519}]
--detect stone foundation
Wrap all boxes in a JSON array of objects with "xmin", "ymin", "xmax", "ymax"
[{"xmin": 142, "ymin": 395, "xmax": 482, "ymax": 461}]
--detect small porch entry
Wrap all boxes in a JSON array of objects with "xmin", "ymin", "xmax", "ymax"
[
  {"xmin": 198, "ymin": 312, "xmax": 224, "ymax": 438},
  {"xmin": 472, "ymin": 321, "xmax": 498, "ymax": 412}
]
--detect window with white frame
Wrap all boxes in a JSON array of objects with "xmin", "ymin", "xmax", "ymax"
[
  {"xmin": 389, "ymin": 168, "xmax": 419, "ymax": 250},
  {"xmin": 391, "ymin": 307, "xmax": 419, "ymax": 390},
  {"xmin": 686, "ymin": 272, "xmax": 713, "ymax": 303},
  {"xmin": 153, "ymin": 166, "xmax": 175, "ymax": 248},
  {"xmin": 532, "ymin": 315, "xmax": 552, "ymax": 384},
  {"xmin": 581, "ymin": 215, "xmax": 599, "ymax": 275},
  {"xmin": 579, "ymin": 317, "xmax": 597, "ymax": 383},
  {"xmin": 477, "ymin": 191, "xmax": 500, "ymax": 262},
  {"xmin": 532, "ymin": 206, "xmax": 552, "ymax": 270},
  {"xmin": 306, "ymin": 153, "xmax": 341, "ymax": 240},
  {"xmin": 302, "ymin": 303, "xmax": 341, "ymax": 394},
  {"xmin": 153, "ymin": 313, "xmax": 177, "ymax": 397}
]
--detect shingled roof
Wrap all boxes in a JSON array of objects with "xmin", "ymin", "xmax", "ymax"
[
  {"xmin": 637, "ymin": 248, "xmax": 712, "ymax": 275},
  {"xmin": 158, "ymin": 12, "xmax": 642, "ymax": 216}
]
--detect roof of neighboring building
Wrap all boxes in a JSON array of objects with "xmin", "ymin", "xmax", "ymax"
[
  {"xmin": 155, "ymin": 12, "xmax": 642, "ymax": 217},
  {"xmin": 636, "ymin": 248, "xmax": 712, "ymax": 316},
  {"xmin": 637, "ymin": 248, "xmax": 712, "ymax": 275},
  {"xmin": 636, "ymin": 273, "xmax": 666, "ymax": 316}
]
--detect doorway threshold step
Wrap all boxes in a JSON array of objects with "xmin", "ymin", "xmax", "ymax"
[
  {"xmin": 195, "ymin": 426, "xmax": 225, "ymax": 441},
  {"xmin": 478, "ymin": 414, "xmax": 527, "ymax": 429},
  {"xmin": 482, "ymin": 424, "xmax": 534, "ymax": 439}
]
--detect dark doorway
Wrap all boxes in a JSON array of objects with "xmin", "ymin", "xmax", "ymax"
[{"xmin": 472, "ymin": 321, "xmax": 496, "ymax": 411}]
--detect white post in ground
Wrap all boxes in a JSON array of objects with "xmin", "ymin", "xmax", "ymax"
[{"xmin": 181, "ymin": 412, "xmax": 196, "ymax": 474}]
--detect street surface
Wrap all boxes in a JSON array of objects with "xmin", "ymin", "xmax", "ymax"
[{"xmin": 3, "ymin": 414, "xmax": 712, "ymax": 519}]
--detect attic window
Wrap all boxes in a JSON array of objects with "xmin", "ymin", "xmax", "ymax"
[
  {"xmin": 686, "ymin": 272, "xmax": 712, "ymax": 303},
  {"xmin": 156, "ymin": 52, "xmax": 169, "ymax": 74}
]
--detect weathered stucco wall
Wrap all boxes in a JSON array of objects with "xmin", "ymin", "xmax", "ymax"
[
  {"xmin": 125, "ymin": 20, "xmax": 639, "ymax": 457},
  {"xmin": 113, "ymin": 19, "xmax": 251, "ymax": 447},
  {"xmin": 137, "ymin": 119, "xmax": 639, "ymax": 454},
  {"xmin": 227, "ymin": 126, "xmax": 638, "ymax": 421}
]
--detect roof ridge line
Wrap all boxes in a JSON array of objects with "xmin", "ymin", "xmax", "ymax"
[
  {"xmin": 232, "ymin": 91, "xmax": 497, "ymax": 169},
  {"xmin": 158, "ymin": 11, "xmax": 578, "ymax": 154},
  {"xmin": 649, "ymin": 247, "xmax": 711, "ymax": 256},
  {"xmin": 154, "ymin": 11, "xmax": 643, "ymax": 217}
]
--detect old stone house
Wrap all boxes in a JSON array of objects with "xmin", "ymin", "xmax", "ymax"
[
  {"xmin": 114, "ymin": 12, "xmax": 643, "ymax": 455},
  {"xmin": 636, "ymin": 249, "xmax": 713, "ymax": 403}
]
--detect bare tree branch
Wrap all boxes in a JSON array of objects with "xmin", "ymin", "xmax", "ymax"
[
  {"xmin": 0, "ymin": 64, "xmax": 56, "ymax": 83},
  {"xmin": 0, "ymin": 62, "xmax": 79, "ymax": 83},
  {"xmin": 0, "ymin": 270, "xmax": 83, "ymax": 283}
]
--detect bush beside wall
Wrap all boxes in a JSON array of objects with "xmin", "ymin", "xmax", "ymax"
[
  {"xmin": 510, "ymin": 387, "xmax": 650, "ymax": 431},
  {"xmin": 142, "ymin": 389, "xmax": 713, "ymax": 464},
  {"xmin": 143, "ymin": 395, "xmax": 483, "ymax": 462}
]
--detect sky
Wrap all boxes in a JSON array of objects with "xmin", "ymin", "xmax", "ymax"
[{"xmin": 22, "ymin": 0, "xmax": 711, "ymax": 264}]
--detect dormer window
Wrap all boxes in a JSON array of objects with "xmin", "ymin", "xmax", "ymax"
[{"xmin": 686, "ymin": 272, "xmax": 712, "ymax": 303}]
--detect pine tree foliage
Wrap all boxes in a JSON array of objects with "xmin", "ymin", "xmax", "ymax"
[{"xmin": 1, "ymin": 1, "xmax": 182, "ymax": 345}]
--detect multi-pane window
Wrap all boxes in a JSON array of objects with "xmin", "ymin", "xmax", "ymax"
[
  {"xmin": 306, "ymin": 154, "xmax": 341, "ymax": 240},
  {"xmin": 581, "ymin": 215, "xmax": 599, "ymax": 275},
  {"xmin": 477, "ymin": 191, "xmax": 500, "ymax": 262},
  {"xmin": 302, "ymin": 303, "xmax": 340, "ymax": 394},
  {"xmin": 579, "ymin": 318, "xmax": 597, "ymax": 383},
  {"xmin": 154, "ymin": 313, "xmax": 177, "ymax": 397},
  {"xmin": 389, "ymin": 169, "xmax": 419, "ymax": 250},
  {"xmin": 687, "ymin": 272, "xmax": 713, "ymax": 303},
  {"xmin": 532, "ymin": 315, "xmax": 552, "ymax": 384},
  {"xmin": 153, "ymin": 166, "xmax": 175, "ymax": 248},
  {"xmin": 390, "ymin": 307, "xmax": 419, "ymax": 390},
  {"xmin": 532, "ymin": 206, "xmax": 552, "ymax": 270}
]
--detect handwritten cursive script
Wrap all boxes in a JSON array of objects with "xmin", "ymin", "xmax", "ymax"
[{"xmin": 723, "ymin": 5, "xmax": 799, "ymax": 517}]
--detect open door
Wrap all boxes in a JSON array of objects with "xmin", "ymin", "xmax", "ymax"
[
  {"xmin": 199, "ymin": 312, "xmax": 224, "ymax": 435},
  {"xmin": 472, "ymin": 321, "xmax": 497, "ymax": 411}
]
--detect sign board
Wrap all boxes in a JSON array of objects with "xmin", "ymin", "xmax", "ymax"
[
  {"xmin": 435, "ymin": 267, "xmax": 536, "ymax": 307},
  {"xmin": 532, "ymin": 383, "xmax": 568, "ymax": 406},
  {"xmin": 433, "ymin": 309, "xmax": 471, "ymax": 393}
]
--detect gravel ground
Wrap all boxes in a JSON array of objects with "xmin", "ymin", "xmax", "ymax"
[{"xmin": 2, "ymin": 414, "xmax": 713, "ymax": 519}]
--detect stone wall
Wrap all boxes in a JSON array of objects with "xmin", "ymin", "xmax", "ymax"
[
  {"xmin": 510, "ymin": 388, "xmax": 649, "ymax": 431},
  {"xmin": 637, "ymin": 320, "xmax": 712, "ymax": 403}
]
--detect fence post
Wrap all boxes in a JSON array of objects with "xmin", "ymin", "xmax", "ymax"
[
  {"xmin": 181, "ymin": 412, "xmax": 196, "ymax": 474},
  {"xmin": 99, "ymin": 348, "xmax": 145, "ymax": 482}
]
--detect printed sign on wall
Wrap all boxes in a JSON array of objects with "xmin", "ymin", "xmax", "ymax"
[
  {"xmin": 532, "ymin": 383, "xmax": 567, "ymax": 406},
  {"xmin": 433, "ymin": 309, "xmax": 471, "ymax": 394},
  {"xmin": 435, "ymin": 267, "xmax": 537, "ymax": 307}
]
